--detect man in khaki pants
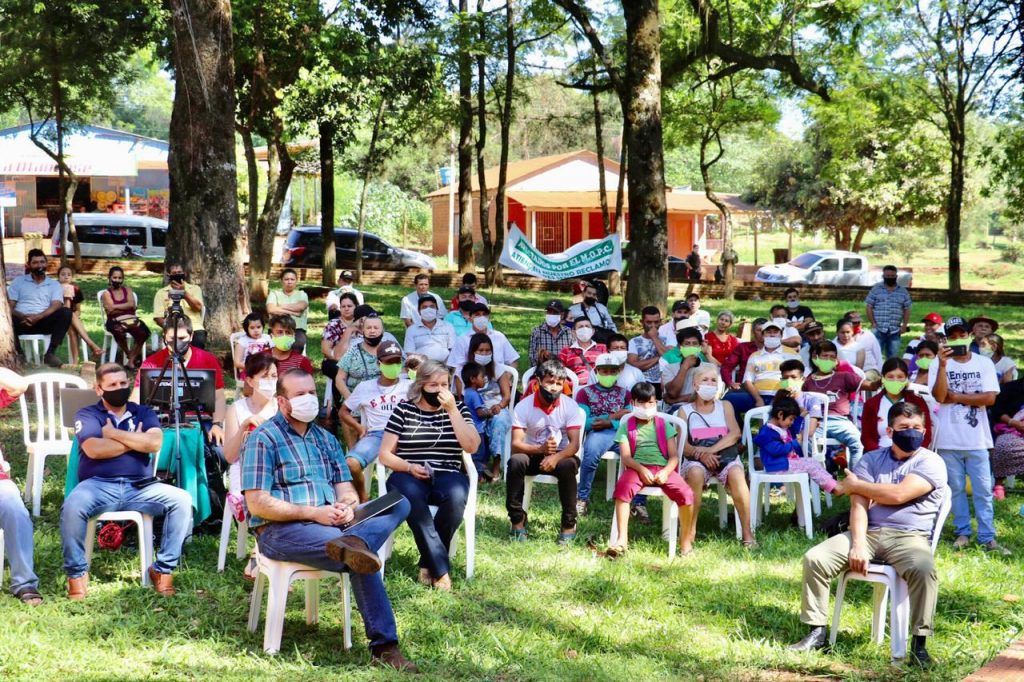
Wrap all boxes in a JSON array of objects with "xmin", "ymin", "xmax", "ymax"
[{"xmin": 789, "ymin": 402, "xmax": 948, "ymax": 666}]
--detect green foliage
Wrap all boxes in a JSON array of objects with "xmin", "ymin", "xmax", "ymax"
[
  {"xmin": 1001, "ymin": 242, "xmax": 1024, "ymax": 264},
  {"xmin": 345, "ymin": 180, "xmax": 432, "ymax": 246},
  {"xmin": 877, "ymin": 227, "xmax": 930, "ymax": 263},
  {"xmin": 985, "ymin": 114, "xmax": 1024, "ymax": 226}
]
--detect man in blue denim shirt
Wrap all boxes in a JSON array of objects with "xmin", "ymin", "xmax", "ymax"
[{"xmin": 243, "ymin": 368, "xmax": 416, "ymax": 671}]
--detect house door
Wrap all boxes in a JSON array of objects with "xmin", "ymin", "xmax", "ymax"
[{"xmin": 536, "ymin": 210, "xmax": 566, "ymax": 254}]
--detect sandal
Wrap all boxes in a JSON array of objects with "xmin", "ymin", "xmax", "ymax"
[
  {"xmin": 556, "ymin": 531, "xmax": 577, "ymax": 546},
  {"xmin": 742, "ymin": 539, "xmax": 759, "ymax": 550},
  {"xmin": 509, "ymin": 527, "xmax": 527, "ymax": 542},
  {"xmin": 605, "ymin": 544, "xmax": 628, "ymax": 558},
  {"xmin": 15, "ymin": 588, "xmax": 43, "ymax": 606}
]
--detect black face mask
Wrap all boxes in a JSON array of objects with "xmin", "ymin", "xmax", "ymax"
[
  {"xmin": 458, "ymin": 300, "xmax": 474, "ymax": 313},
  {"xmin": 109, "ymin": 280, "xmax": 123, "ymax": 289},
  {"xmin": 327, "ymin": 309, "xmax": 341, "ymax": 320},
  {"xmin": 169, "ymin": 273, "xmax": 186, "ymax": 283},
  {"xmin": 364, "ymin": 334, "xmax": 383, "ymax": 347},
  {"xmin": 583, "ymin": 296, "xmax": 597, "ymax": 306},
  {"xmin": 892, "ymin": 428, "xmax": 925, "ymax": 454},
  {"xmin": 883, "ymin": 276, "xmax": 897, "ymax": 286},
  {"xmin": 422, "ymin": 390, "xmax": 442, "ymax": 407},
  {"xmin": 103, "ymin": 387, "xmax": 131, "ymax": 408},
  {"xmin": 538, "ymin": 386, "xmax": 560, "ymax": 404},
  {"xmin": 31, "ymin": 266, "xmax": 46, "ymax": 277},
  {"xmin": 168, "ymin": 339, "xmax": 190, "ymax": 355}
]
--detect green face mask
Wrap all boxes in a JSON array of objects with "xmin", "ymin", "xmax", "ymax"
[
  {"xmin": 813, "ymin": 358, "xmax": 837, "ymax": 373},
  {"xmin": 272, "ymin": 335, "xmax": 295, "ymax": 351},
  {"xmin": 662, "ymin": 347, "xmax": 682, "ymax": 364},
  {"xmin": 597, "ymin": 373, "xmax": 620, "ymax": 388},
  {"xmin": 680, "ymin": 345, "xmax": 701, "ymax": 358},
  {"xmin": 407, "ymin": 370, "xmax": 417, "ymax": 382},
  {"xmin": 379, "ymin": 363, "xmax": 402, "ymax": 380},
  {"xmin": 915, "ymin": 357, "xmax": 933, "ymax": 370},
  {"xmin": 883, "ymin": 378, "xmax": 908, "ymax": 395},
  {"xmin": 946, "ymin": 338, "xmax": 970, "ymax": 347},
  {"xmin": 778, "ymin": 378, "xmax": 799, "ymax": 391}
]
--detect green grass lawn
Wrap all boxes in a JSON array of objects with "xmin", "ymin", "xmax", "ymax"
[{"xmin": 1, "ymin": 276, "xmax": 1022, "ymax": 680}]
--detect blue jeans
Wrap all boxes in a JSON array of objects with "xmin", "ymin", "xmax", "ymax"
[
  {"xmin": 874, "ymin": 329, "xmax": 902, "ymax": 360},
  {"xmin": 485, "ymin": 409, "xmax": 512, "ymax": 459},
  {"xmin": 386, "ymin": 471, "xmax": 468, "ymax": 579},
  {"xmin": 824, "ymin": 415, "xmax": 864, "ymax": 469},
  {"xmin": 578, "ymin": 428, "xmax": 618, "ymax": 501},
  {"xmin": 0, "ymin": 480, "xmax": 39, "ymax": 594},
  {"xmin": 348, "ymin": 430, "xmax": 384, "ymax": 469},
  {"xmin": 470, "ymin": 429, "xmax": 489, "ymax": 476},
  {"xmin": 938, "ymin": 449, "xmax": 996, "ymax": 544},
  {"xmin": 255, "ymin": 496, "xmax": 411, "ymax": 649},
  {"xmin": 61, "ymin": 477, "xmax": 193, "ymax": 578},
  {"xmin": 724, "ymin": 391, "xmax": 774, "ymax": 415}
]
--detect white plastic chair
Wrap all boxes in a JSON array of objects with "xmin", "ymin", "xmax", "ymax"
[
  {"xmin": 82, "ymin": 450, "xmax": 159, "ymax": 586},
  {"xmin": 19, "ymin": 373, "xmax": 88, "ymax": 516},
  {"xmin": 829, "ymin": 487, "xmax": 951, "ymax": 659},
  {"xmin": 247, "ymin": 550, "xmax": 352, "ymax": 654},
  {"xmin": 522, "ymin": 406, "xmax": 587, "ymax": 517},
  {"xmin": 802, "ymin": 392, "xmax": 834, "ymax": 517},
  {"xmin": 376, "ymin": 451, "xmax": 478, "ymax": 580},
  {"xmin": 608, "ymin": 412, "xmax": 689, "ymax": 557},
  {"xmin": 744, "ymin": 406, "xmax": 814, "ymax": 539},
  {"xmin": 230, "ymin": 331, "xmax": 247, "ymax": 385},
  {"xmin": 496, "ymin": 365, "xmax": 519, "ymax": 479},
  {"xmin": 217, "ymin": 503, "xmax": 249, "ymax": 573},
  {"xmin": 0, "ymin": 528, "xmax": 5, "ymax": 589},
  {"xmin": 18, "ymin": 335, "xmax": 51, "ymax": 366}
]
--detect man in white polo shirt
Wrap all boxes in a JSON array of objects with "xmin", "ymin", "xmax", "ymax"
[
  {"xmin": 399, "ymin": 273, "xmax": 445, "ymax": 328},
  {"xmin": 403, "ymin": 296, "xmax": 455, "ymax": 363}
]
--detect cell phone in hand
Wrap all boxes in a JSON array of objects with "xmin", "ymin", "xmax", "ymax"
[
  {"xmin": 423, "ymin": 463, "xmax": 434, "ymax": 479},
  {"xmin": 951, "ymin": 344, "xmax": 968, "ymax": 357}
]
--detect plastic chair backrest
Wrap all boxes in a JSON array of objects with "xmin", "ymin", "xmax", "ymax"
[
  {"xmin": 801, "ymin": 391, "xmax": 831, "ymax": 459},
  {"xmin": 929, "ymin": 486, "xmax": 952, "ymax": 554},
  {"xmin": 520, "ymin": 366, "xmax": 579, "ymax": 398},
  {"xmin": 230, "ymin": 331, "xmax": 247, "ymax": 382},
  {"xmin": 503, "ymin": 365, "xmax": 519, "ymax": 414},
  {"xmin": 743, "ymin": 405, "xmax": 772, "ymax": 477},
  {"xmin": 96, "ymin": 288, "xmax": 138, "ymax": 318},
  {"xmin": 19, "ymin": 373, "xmax": 88, "ymax": 448}
]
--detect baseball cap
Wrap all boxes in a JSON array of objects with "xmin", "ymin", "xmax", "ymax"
[
  {"xmin": 803, "ymin": 320, "xmax": 824, "ymax": 334},
  {"xmin": 378, "ymin": 342, "xmax": 403, "ymax": 363},
  {"xmin": 671, "ymin": 300, "xmax": 690, "ymax": 313},
  {"xmin": 457, "ymin": 285, "xmax": 476, "ymax": 295},
  {"xmin": 353, "ymin": 304, "xmax": 377, "ymax": 321},
  {"xmin": 762, "ymin": 320, "xmax": 784, "ymax": 332},
  {"xmin": 944, "ymin": 316, "xmax": 968, "ymax": 334},
  {"xmin": 675, "ymin": 318, "xmax": 699, "ymax": 332},
  {"xmin": 594, "ymin": 352, "xmax": 623, "ymax": 368},
  {"xmin": 339, "ymin": 270, "xmax": 354, "ymax": 281},
  {"xmin": 922, "ymin": 312, "xmax": 943, "ymax": 326},
  {"xmin": 545, "ymin": 299, "xmax": 565, "ymax": 313},
  {"xmin": 470, "ymin": 302, "xmax": 490, "ymax": 315}
]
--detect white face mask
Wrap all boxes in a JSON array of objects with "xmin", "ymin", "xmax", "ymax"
[
  {"xmin": 474, "ymin": 353, "xmax": 492, "ymax": 366},
  {"xmin": 772, "ymin": 317, "xmax": 789, "ymax": 329},
  {"xmin": 764, "ymin": 335, "xmax": 782, "ymax": 350},
  {"xmin": 575, "ymin": 327, "xmax": 594, "ymax": 343},
  {"xmin": 979, "ymin": 347, "xmax": 995, "ymax": 358},
  {"xmin": 257, "ymin": 378, "xmax": 276, "ymax": 396},
  {"xmin": 632, "ymin": 404, "xmax": 656, "ymax": 420},
  {"xmin": 610, "ymin": 350, "xmax": 629, "ymax": 365},
  {"xmin": 696, "ymin": 384, "xmax": 718, "ymax": 400},
  {"xmin": 545, "ymin": 314, "xmax": 561, "ymax": 328},
  {"xmin": 287, "ymin": 393, "xmax": 320, "ymax": 423},
  {"xmin": 472, "ymin": 316, "xmax": 489, "ymax": 331},
  {"xmin": 786, "ymin": 300, "xmax": 799, "ymax": 309},
  {"xmin": 420, "ymin": 307, "xmax": 438, "ymax": 322}
]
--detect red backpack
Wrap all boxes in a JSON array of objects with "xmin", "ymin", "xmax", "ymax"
[{"xmin": 625, "ymin": 415, "xmax": 670, "ymax": 457}]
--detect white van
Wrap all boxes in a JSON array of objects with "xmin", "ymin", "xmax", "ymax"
[{"xmin": 52, "ymin": 213, "xmax": 169, "ymax": 259}]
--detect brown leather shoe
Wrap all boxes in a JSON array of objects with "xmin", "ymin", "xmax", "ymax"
[
  {"xmin": 148, "ymin": 567, "xmax": 176, "ymax": 596},
  {"xmin": 325, "ymin": 536, "xmax": 382, "ymax": 574},
  {"xmin": 67, "ymin": 574, "xmax": 88, "ymax": 601},
  {"xmin": 371, "ymin": 643, "xmax": 419, "ymax": 673}
]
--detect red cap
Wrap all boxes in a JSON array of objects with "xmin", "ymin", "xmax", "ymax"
[{"xmin": 922, "ymin": 312, "xmax": 943, "ymax": 325}]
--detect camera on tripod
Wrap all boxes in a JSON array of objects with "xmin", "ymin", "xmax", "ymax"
[{"xmin": 167, "ymin": 287, "xmax": 186, "ymax": 314}]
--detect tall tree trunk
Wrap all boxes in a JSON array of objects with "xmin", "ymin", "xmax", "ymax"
[
  {"xmin": 700, "ymin": 139, "xmax": 733, "ymax": 299},
  {"xmin": 475, "ymin": 0, "xmax": 492, "ymax": 276},
  {"xmin": 240, "ymin": 126, "xmax": 259, "ymax": 244},
  {"xmin": 946, "ymin": 126, "xmax": 965, "ymax": 303},
  {"xmin": 356, "ymin": 97, "xmax": 387, "ymax": 282},
  {"xmin": 456, "ymin": 0, "xmax": 476, "ymax": 273},
  {"xmin": 249, "ymin": 133, "xmax": 295, "ymax": 303},
  {"xmin": 490, "ymin": 0, "xmax": 515, "ymax": 288},
  {"xmin": 167, "ymin": 0, "xmax": 248, "ymax": 345},
  {"xmin": 607, "ymin": 128, "xmax": 627, "ymax": 297},
  {"xmin": 621, "ymin": 1, "xmax": 667, "ymax": 315},
  {"xmin": 0, "ymin": 241, "xmax": 15, "ymax": 366},
  {"xmin": 851, "ymin": 222, "xmax": 869, "ymax": 252},
  {"xmin": 319, "ymin": 120, "xmax": 337, "ymax": 286},
  {"xmin": 593, "ymin": 70, "xmax": 610, "ymax": 235}
]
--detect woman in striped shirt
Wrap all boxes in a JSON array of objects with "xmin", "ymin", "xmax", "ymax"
[{"xmin": 378, "ymin": 360, "xmax": 480, "ymax": 591}]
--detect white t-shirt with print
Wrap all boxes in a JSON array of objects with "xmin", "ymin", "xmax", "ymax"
[
  {"xmin": 343, "ymin": 379, "xmax": 411, "ymax": 432},
  {"xmin": 927, "ymin": 354, "xmax": 1000, "ymax": 450}
]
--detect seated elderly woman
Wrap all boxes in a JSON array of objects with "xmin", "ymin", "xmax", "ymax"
[
  {"xmin": 377, "ymin": 359, "xmax": 480, "ymax": 591},
  {"xmin": 678, "ymin": 364, "xmax": 755, "ymax": 554}
]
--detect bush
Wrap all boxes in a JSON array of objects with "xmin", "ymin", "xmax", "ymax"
[{"xmin": 1000, "ymin": 242, "xmax": 1024, "ymax": 264}]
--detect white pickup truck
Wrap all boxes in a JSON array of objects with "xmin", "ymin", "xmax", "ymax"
[{"xmin": 754, "ymin": 249, "xmax": 913, "ymax": 287}]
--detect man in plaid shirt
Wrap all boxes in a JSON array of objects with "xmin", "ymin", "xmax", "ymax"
[
  {"xmin": 865, "ymin": 265, "xmax": 912, "ymax": 360},
  {"xmin": 243, "ymin": 368, "xmax": 416, "ymax": 672},
  {"xmin": 528, "ymin": 299, "xmax": 573, "ymax": 367}
]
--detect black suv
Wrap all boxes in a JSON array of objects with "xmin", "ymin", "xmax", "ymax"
[{"xmin": 280, "ymin": 226, "xmax": 436, "ymax": 271}]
